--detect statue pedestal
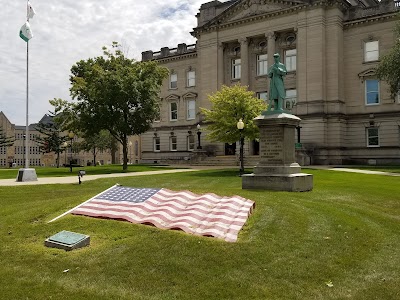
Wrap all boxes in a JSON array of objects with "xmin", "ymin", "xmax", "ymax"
[{"xmin": 242, "ymin": 112, "xmax": 313, "ymax": 192}]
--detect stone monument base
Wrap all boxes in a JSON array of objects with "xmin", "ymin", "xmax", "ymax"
[
  {"xmin": 242, "ymin": 172, "xmax": 313, "ymax": 192},
  {"xmin": 16, "ymin": 168, "xmax": 38, "ymax": 182}
]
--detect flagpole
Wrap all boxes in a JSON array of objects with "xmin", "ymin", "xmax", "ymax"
[
  {"xmin": 17, "ymin": 0, "xmax": 37, "ymax": 182},
  {"xmin": 25, "ymin": 39, "xmax": 29, "ymax": 169}
]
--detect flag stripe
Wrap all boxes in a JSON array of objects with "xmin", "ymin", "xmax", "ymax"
[{"xmin": 72, "ymin": 186, "xmax": 254, "ymax": 242}]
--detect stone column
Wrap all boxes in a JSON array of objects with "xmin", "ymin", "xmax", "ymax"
[
  {"xmin": 217, "ymin": 42, "xmax": 224, "ymax": 89},
  {"xmin": 266, "ymin": 32, "xmax": 276, "ymax": 68},
  {"xmin": 239, "ymin": 37, "xmax": 249, "ymax": 86}
]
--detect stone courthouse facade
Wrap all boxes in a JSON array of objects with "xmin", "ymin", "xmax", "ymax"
[{"xmin": 141, "ymin": 0, "xmax": 400, "ymax": 165}]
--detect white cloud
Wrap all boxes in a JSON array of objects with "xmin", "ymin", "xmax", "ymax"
[{"xmin": 0, "ymin": 0, "xmax": 210, "ymax": 125}]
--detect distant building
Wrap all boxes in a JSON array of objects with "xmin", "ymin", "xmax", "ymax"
[
  {"xmin": 141, "ymin": 0, "xmax": 400, "ymax": 165},
  {"xmin": 0, "ymin": 112, "xmax": 140, "ymax": 168}
]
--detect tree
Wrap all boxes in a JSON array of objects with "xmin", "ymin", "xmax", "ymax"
[
  {"xmin": 34, "ymin": 115, "xmax": 68, "ymax": 168},
  {"xmin": 376, "ymin": 17, "xmax": 400, "ymax": 98},
  {"xmin": 201, "ymin": 85, "xmax": 267, "ymax": 143},
  {"xmin": 0, "ymin": 126, "xmax": 14, "ymax": 147},
  {"xmin": 69, "ymin": 42, "xmax": 169, "ymax": 170},
  {"xmin": 77, "ymin": 130, "xmax": 113, "ymax": 166}
]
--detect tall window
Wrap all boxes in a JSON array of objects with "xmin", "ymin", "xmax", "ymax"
[
  {"xmin": 367, "ymin": 127, "xmax": 379, "ymax": 147},
  {"xmin": 153, "ymin": 137, "xmax": 160, "ymax": 152},
  {"xmin": 257, "ymin": 91, "xmax": 268, "ymax": 102},
  {"xmin": 170, "ymin": 73, "xmax": 178, "ymax": 89},
  {"xmin": 187, "ymin": 135, "xmax": 195, "ymax": 151},
  {"xmin": 285, "ymin": 49, "xmax": 297, "ymax": 72},
  {"xmin": 285, "ymin": 89, "xmax": 297, "ymax": 110},
  {"xmin": 170, "ymin": 102, "xmax": 178, "ymax": 120},
  {"xmin": 187, "ymin": 70, "xmax": 195, "ymax": 87},
  {"xmin": 365, "ymin": 79, "xmax": 380, "ymax": 105},
  {"xmin": 170, "ymin": 136, "xmax": 177, "ymax": 151},
  {"xmin": 257, "ymin": 54, "xmax": 268, "ymax": 76},
  {"xmin": 231, "ymin": 58, "xmax": 241, "ymax": 79},
  {"xmin": 364, "ymin": 41, "xmax": 379, "ymax": 62},
  {"xmin": 154, "ymin": 103, "xmax": 161, "ymax": 122},
  {"xmin": 186, "ymin": 98, "xmax": 196, "ymax": 120}
]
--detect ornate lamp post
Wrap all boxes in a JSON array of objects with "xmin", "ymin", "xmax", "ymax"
[
  {"xmin": 237, "ymin": 119, "xmax": 245, "ymax": 176},
  {"xmin": 68, "ymin": 132, "xmax": 74, "ymax": 172},
  {"xmin": 63, "ymin": 141, "xmax": 68, "ymax": 166},
  {"xmin": 196, "ymin": 124, "xmax": 202, "ymax": 149}
]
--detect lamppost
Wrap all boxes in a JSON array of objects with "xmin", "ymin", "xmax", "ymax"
[
  {"xmin": 68, "ymin": 132, "xmax": 74, "ymax": 172},
  {"xmin": 196, "ymin": 124, "xmax": 202, "ymax": 149},
  {"xmin": 63, "ymin": 141, "xmax": 68, "ymax": 166},
  {"xmin": 237, "ymin": 118, "xmax": 245, "ymax": 176},
  {"xmin": 129, "ymin": 141, "xmax": 132, "ymax": 164}
]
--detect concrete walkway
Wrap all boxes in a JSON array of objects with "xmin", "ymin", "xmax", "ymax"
[
  {"xmin": 306, "ymin": 166, "xmax": 400, "ymax": 177},
  {"xmin": 0, "ymin": 165, "xmax": 398, "ymax": 187},
  {"xmin": 0, "ymin": 168, "xmax": 202, "ymax": 186}
]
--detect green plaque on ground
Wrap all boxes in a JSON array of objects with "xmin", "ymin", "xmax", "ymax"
[{"xmin": 45, "ymin": 230, "xmax": 90, "ymax": 251}]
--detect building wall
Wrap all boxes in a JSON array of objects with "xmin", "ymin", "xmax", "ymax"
[{"xmin": 141, "ymin": 1, "xmax": 400, "ymax": 165}]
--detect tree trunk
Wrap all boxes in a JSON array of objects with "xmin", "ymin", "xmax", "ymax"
[
  {"xmin": 56, "ymin": 152, "xmax": 60, "ymax": 168},
  {"xmin": 122, "ymin": 135, "xmax": 128, "ymax": 171},
  {"xmin": 111, "ymin": 138, "xmax": 118, "ymax": 164},
  {"xmin": 93, "ymin": 146, "xmax": 97, "ymax": 167}
]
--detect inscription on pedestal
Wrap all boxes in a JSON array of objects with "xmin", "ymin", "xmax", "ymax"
[{"xmin": 260, "ymin": 127, "xmax": 283, "ymax": 165}]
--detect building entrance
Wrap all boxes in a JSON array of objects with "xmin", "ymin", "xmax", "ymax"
[{"xmin": 225, "ymin": 143, "xmax": 236, "ymax": 155}]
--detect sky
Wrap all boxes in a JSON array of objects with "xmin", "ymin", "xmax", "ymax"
[{"xmin": 0, "ymin": 0, "xmax": 216, "ymax": 126}]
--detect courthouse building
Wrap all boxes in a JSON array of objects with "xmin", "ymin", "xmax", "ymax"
[{"xmin": 140, "ymin": 0, "xmax": 400, "ymax": 165}]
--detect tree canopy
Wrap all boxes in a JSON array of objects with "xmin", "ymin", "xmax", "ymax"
[
  {"xmin": 201, "ymin": 85, "xmax": 267, "ymax": 143},
  {"xmin": 0, "ymin": 126, "xmax": 14, "ymax": 148},
  {"xmin": 376, "ymin": 17, "xmax": 400, "ymax": 98},
  {"xmin": 68, "ymin": 42, "xmax": 169, "ymax": 170},
  {"xmin": 34, "ymin": 115, "xmax": 68, "ymax": 168}
]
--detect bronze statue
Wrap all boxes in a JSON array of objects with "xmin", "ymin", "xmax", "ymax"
[{"xmin": 268, "ymin": 53, "xmax": 287, "ymax": 112}]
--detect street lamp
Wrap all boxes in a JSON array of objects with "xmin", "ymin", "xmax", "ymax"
[
  {"xmin": 68, "ymin": 132, "xmax": 75, "ymax": 172},
  {"xmin": 237, "ymin": 119, "xmax": 245, "ymax": 176},
  {"xmin": 196, "ymin": 124, "xmax": 202, "ymax": 149},
  {"xmin": 129, "ymin": 141, "xmax": 133, "ymax": 164},
  {"xmin": 63, "ymin": 141, "xmax": 68, "ymax": 166}
]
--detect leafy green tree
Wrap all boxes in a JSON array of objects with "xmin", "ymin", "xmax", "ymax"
[
  {"xmin": 201, "ymin": 85, "xmax": 267, "ymax": 143},
  {"xmin": 69, "ymin": 42, "xmax": 169, "ymax": 170},
  {"xmin": 376, "ymin": 18, "xmax": 400, "ymax": 98},
  {"xmin": 77, "ymin": 130, "xmax": 113, "ymax": 166},
  {"xmin": 34, "ymin": 115, "xmax": 68, "ymax": 168},
  {"xmin": 0, "ymin": 126, "xmax": 14, "ymax": 147}
]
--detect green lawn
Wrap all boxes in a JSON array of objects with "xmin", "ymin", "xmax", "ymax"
[
  {"xmin": 0, "ymin": 169, "xmax": 399, "ymax": 299},
  {"xmin": 0, "ymin": 164, "xmax": 174, "ymax": 179}
]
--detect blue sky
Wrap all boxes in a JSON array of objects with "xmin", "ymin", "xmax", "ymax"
[{"xmin": 0, "ymin": 0, "xmax": 212, "ymax": 125}]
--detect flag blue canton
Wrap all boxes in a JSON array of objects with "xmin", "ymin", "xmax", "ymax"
[{"xmin": 96, "ymin": 187, "xmax": 161, "ymax": 203}]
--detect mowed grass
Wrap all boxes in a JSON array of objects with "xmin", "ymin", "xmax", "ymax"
[
  {"xmin": 0, "ymin": 164, "xmax": 175, "ymax": 179},
  {"xmin": 0, "ymin": 169, "xmax": 399, "ymax": 300},
  {"xmin": 341, "ymin": 166, "xmax": 400, "ymax": 173}
]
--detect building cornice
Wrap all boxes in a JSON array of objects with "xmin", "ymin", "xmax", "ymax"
[
  {"xmin": 155, "ymin": 52, "xmax": 197, "ymax": 64},
  {"xmin": 192, "ymin": 0, "xmax": 351, "ymax": 37},
  {"xmin": 343, "ymin": 11, "xmax": 398, "ymax": 28}
]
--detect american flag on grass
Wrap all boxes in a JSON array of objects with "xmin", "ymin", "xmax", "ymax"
[{"xmin": 71, "ymin": 185, "xmax": 255, "ymax": 242}]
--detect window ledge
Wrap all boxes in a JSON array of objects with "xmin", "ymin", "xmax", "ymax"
[{"xmin": 363, "ymin": 60, "xmax": 380, "ymax": 65}]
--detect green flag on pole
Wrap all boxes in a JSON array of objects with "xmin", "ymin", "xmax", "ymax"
[{"xmin": 19, "ymin": 22, "xmax": 33, "ymax": 42}]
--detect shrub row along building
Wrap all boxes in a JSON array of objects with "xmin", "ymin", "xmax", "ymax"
[{"xmin": 140, "ymin": 0, "xmax": 400, "ymax": 165}]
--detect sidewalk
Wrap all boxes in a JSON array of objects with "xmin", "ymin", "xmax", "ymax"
[
  {"xmin": 0, "ymin": 168, "xmax": 202, "ymax": 186},
  {"xmin": 0, "ymin": 165, "xmax": 398, "ymax": 187},
  {"xmin": 306, "ymin": 165, "xmax": 400, "ymax": 176}
]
